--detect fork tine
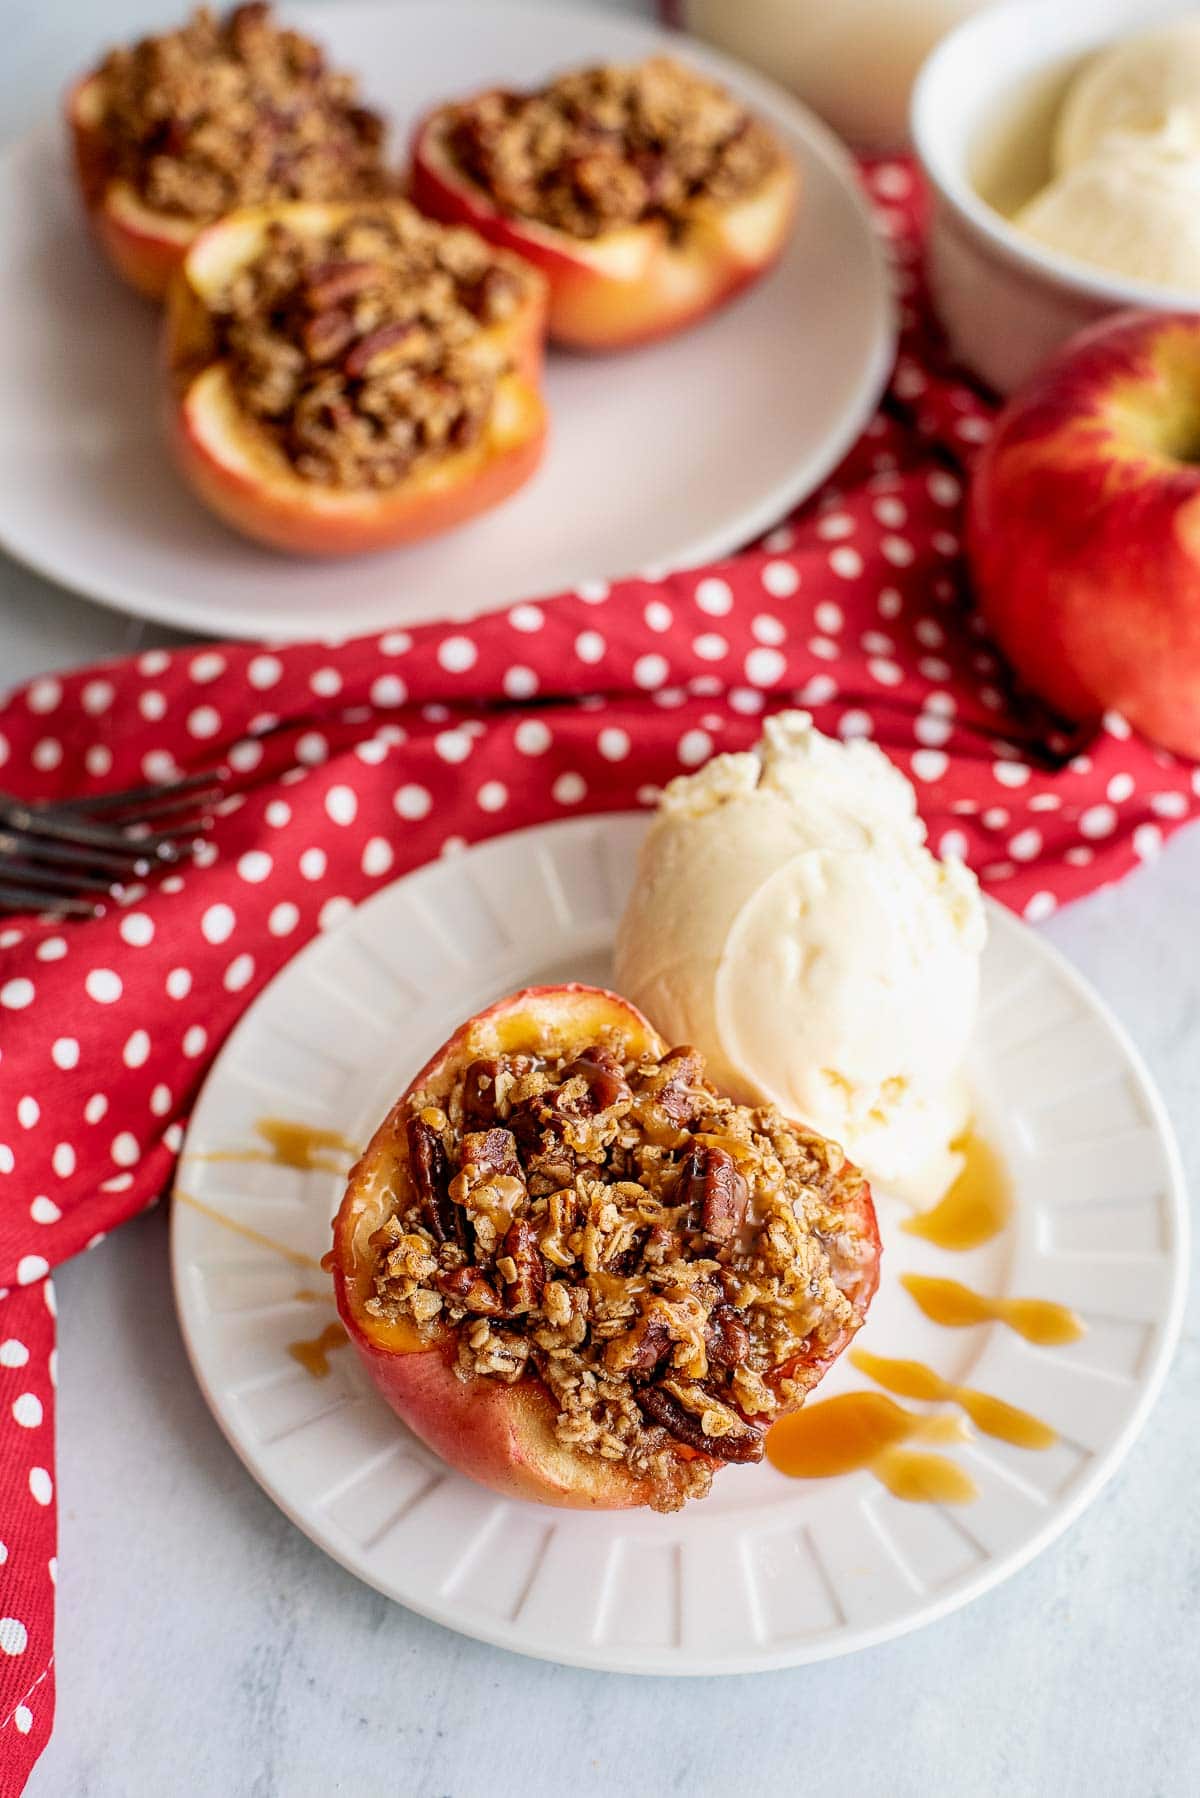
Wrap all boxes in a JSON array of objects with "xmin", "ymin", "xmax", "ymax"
[
  {"xmin": 65, "ymin": 770, "xmax": 225, "ymax": 814},
  {"xmin": 0, "ymin": 827, "xmax": 149, "ymax": 878},
  {"xmin": 3, "ymin": 804, "xmax": 185, "ymax": 862},
  {"xmin": 0, "ymin": 878, "xmax": 102, "ymax": 919},
  {"xmin": 123, "ymin": 812, "xmax": 216, "ymax": 840},
  {"xmin": 1, "ymin": 797, "xmax": 155, "ymax": 855},
  {"xmin": 0, "ymin": 857, "xmax": 119, "ymax": 896},
  {"xmin": 98, "ymin": 788, "xmax": 224, "ymax": 825}
]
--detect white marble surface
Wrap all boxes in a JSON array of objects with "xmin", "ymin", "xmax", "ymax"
[{"xmin": 3, "ymin": 3, "xmax": 1197, "ymax": 1794}]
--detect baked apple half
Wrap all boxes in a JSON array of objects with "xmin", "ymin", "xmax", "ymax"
[
  {"xmin": 411, "ymin": 58, "xmax": 798, "ymax": 351},
  {"xmin": 164, "ymin": 199, "xmax": 548, "ymax": 555},
  {"xmin": 329, "ymin": 985, "xmax": 880, "ymax": 1512},
  {"xmin": 67, "ymin": 3, "xmax": 391, "ymax": 301}
]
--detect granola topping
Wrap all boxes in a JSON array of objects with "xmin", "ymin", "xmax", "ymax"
[
  {"xmin": 444, "ymin": 57, "xmax": 782, "ymax": 239},
  {"xmin": 208, "ymin": 206, "xmax": 530, "ymax": 488},
  {"xmin": 95, "ymin": 4, "xmax": 388, "ymax": 220},
  {"xmin": 365, "ymin": 1031, "xmax": 872, "ymax": 1511}
]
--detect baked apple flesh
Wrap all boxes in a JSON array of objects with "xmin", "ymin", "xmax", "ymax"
[
  {"xmin": 330, "ymin": 985, "xmax": 880, "ymax": 1512},
  {"xmin": 410, "ymin": 59, "xmax": 798, "ymax": 351},
  {"xmin": 65, "ymin": 4, "xmax": 391, "ymax": 302},
  {"xmin": 67, "ymin": 74, "xmax": 196, "ymax": 300},
  {"xmin": 164, "ymin": 199, "xmax": 548, "ymax": 556}
]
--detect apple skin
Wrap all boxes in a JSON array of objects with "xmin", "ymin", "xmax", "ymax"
[
  {"xmin": 331, "ymin": 984, "xmax": 686, "ymax": 1508},
  {"xmin": 163, "ymin": 201, "xmax": 548, "ymax": 557},
  {"xmin": 168, "ymin": 363, "xmax": 548, "ymax": 558},
  {"xmin": 67, "ymin": 73, "xmax": 198, "ymax": 301},
  {"xmin": 329, "ymin": 983, "xmax": 880, "ymax": 1511},
  {"xmin": 966, "ymin": 309, "xmax": 1200, "ymax": 758},
  {"xmin": 410, "ymin": 103, "xmax": 798, "ymax": 352}
]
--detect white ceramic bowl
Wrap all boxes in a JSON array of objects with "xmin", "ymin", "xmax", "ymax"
[{"xmin": 912, "ymin": 0, "xmax": 1200, "ymax": 393}]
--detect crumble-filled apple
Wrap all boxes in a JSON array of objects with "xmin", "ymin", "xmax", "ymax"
[
  {"xmin": 330, "ymin": 986, "xmax": 880, "ymax": 1512},
  {"xmin": 411, "ymin": 58, "xmax": 797, "ymax": 350},
  {"xmin": 68, "ymin": 3, "xmax": 390, "ymax": 299},
  {"xmin": 164, "ymin": 199, "xmax": 548, "ymax": 554}
]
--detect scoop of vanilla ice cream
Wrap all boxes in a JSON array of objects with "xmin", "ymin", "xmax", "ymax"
[
  {"xmin": 1010, "ymin": 19, "xmax": 1200, "ymax": 292},
  {"xmin": 613, "ymin": 712, "xmax": 986, "ymax": 1193},
  {"xmin": 1015, "ymin": 130, "xmax": 1200, "ymax": 290},
  {"xmin": 1054, "ymin": 21, "xmax": 1200, "ymax": 173}
]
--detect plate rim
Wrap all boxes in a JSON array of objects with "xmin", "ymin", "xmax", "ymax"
[
  {"xmin": 169, "ymin": 811, "xmax": 1189, "ymax": 1675},
  {"xmin": 0, "ymin": 0, "xmax": 895, "ymax": 641}
]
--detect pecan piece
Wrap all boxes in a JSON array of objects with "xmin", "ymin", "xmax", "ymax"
[
  {"xmin": 638, "ymin": 1384, "xmax": 764, "ymax": 1464},
  {"xmin": 343, "ymin": 320, "xmax": 421, "ymax": 377},
  {"xmin": 554, "ymin": 1051, "xmax": 631, "ymax": 1118},
  {"xmin": 405, "ymin": 1114, "xmax": 465, "ymax": 1247},
  {"xmin": 461, "ymin": 1056, "xmax": 533, "ymax": 1131},
  {"xmin": 604, "ymin": 1310, "xmax": 672, "ymax": 1379},
  {"xmin": 437, "ymin": 1265, "xmax": 503, "ymax": 1316},
  {"xmin": 653, "ymin": 1047, "xmax": 704, "ymax": 1125},
  {"xmin": 462, "ymin": 1126, "xmax": 522, "ymax": 1180},
  {"xmin": 303, "ymin": 258, "xmax": 382, "ymax": 309},
  {"xmin": 461, "ymin": 1058, "xmax": 502, "ymax": 1131},
  {"xmin": 501, "ymin": 1218, "xmax": 546, "ymax": 1314},
  {"xmin": 302, "ymin": 306, "xmax": 358, "ymax": 363},
  {"xmin": 677, "ymin": 1142, "xmax": 748, "ymax": 1244},
  {"xmin": 705, "ymin": 1304, "xmax": 751, "ymax": 1371}
]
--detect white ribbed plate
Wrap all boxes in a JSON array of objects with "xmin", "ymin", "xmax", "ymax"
[
  {"xmin": 171, "ymin": 815, "xmax": 1187, "ymax": 1673},
  {"xmin": 0, "ymin": 0, "xmax": 892, "ymax": 641}
]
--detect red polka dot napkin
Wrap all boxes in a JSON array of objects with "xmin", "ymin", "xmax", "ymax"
[{"xmin": 0, "ymin": 159, "xmax": 1197, "ymax": 1792}]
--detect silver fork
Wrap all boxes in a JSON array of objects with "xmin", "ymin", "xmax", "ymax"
[{"xmin": 0, "ymin": 771, "xmax": 223, "ymax": 918}]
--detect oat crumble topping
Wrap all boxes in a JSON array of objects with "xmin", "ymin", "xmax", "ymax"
[
  {"xmin": 95, "ymin": 4, "xmax": 388, "ymax": 220},
  {"xmin": 365, "ymin": 1031, "xmax": 873, "ymax": 1511},
  {"xmin": 207, "ymin": 206, "xmax": 531, "ymax": 488},
  {"xmin": 443, "ymin": 57, "xmax": 782, "ymax": 239}
]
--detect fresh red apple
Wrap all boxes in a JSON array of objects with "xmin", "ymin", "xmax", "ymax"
[
  {"xmin": 967, "ymin": 310, "xmax": 1200, "ymax": 758},
  {"xmin": 329, "ymin": 984, "xmax": 880, "ymax": 1511}
]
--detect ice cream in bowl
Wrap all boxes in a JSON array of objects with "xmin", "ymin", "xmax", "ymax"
[
  {"xmin": 1013, "ymin": 20, "xmax": 1200, "ymax": 291},
  {"xmin": 912, "ymin": 0, "xmax": 1200, "ymax": 392}
]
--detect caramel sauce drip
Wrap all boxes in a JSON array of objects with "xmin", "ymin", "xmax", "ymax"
[
  {"xmin": 173, "ymin": 1189, "xmax": 324, "ymax": 1269},
  {"xmin": 287, "ymin": 1322, "xmax": 348, "ymax": 1379},
  {"xmin": 877, "ymin": 1449, "xmax": 979, "ymax": 1505},
  {"xmin": 903, "ymin": 1129, "xmax": 1012, "ymax": 1252},
  {"xmin": 589, "ymin": 1271, "xmax": 648, "ymax": 1302},
  {"xmin": 851, "ymin": 1348, "xmax": 1056, "ymax": 1449},
  {"xmin": 189, "ymin": 1117, "xmax": 358, "ymax": 1174},
  {"xmin": 766, "ymin": 1392, "xmax": 979, "ymax": 1504},
  {"xmin": 901, "ymin": 1274, "xmax": 1084, "ymax": 1346}
]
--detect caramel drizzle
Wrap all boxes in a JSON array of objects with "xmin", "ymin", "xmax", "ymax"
[
  {"xmin": 900, "ymin": 1274, "xmax": 1085, "ymax": 1346},
  {"xmin": 766, "ymin": 1391, "xmax": 979, "ymax": 1504},
  {"xmin": 176, "ymin": 1190, "xmax": 343, "ymax": 1378},
  {"xmin": 287, "ymin": 1322, "xmax": 349, "ymax": 1379},
  {"xmin": 186, "ymin": 1117, "xmax": 358, "ymax": 1174},
  {"xmin": 902, "ymin": 1129, "xmax": 1012, "ymax": 1252},
  {"xmin": 767, "ymin": 1128, "xmax": 1074, "ymax": 1498},
  {"xmin": 173, "ymin": 1188, "xmax": 324, "ymax": 1269},
  {"xmin": 850, "ymin": 1349, "xmax": 1056, "ymax": 1449}
]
